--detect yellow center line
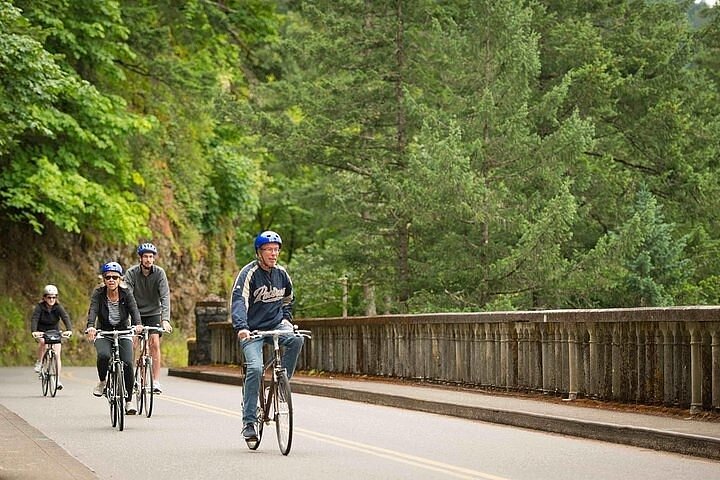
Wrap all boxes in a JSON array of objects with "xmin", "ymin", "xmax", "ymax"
[
  {"xmin": 62, "ymin": 371, "xmax": 510, "ymax": 479},
  {"xmin": 160, "ymin": 395, "xmax": 509, "ymax": 480}
]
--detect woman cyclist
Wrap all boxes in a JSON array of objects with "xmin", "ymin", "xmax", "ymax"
[
  {"xmin": 30, "ymin": 284, "xmax": 73, "ymax": 389},
  {"xmin": 85, "ymin": 262, "xmax": 143, "ymax": 415}
]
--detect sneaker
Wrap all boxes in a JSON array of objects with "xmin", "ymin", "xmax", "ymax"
[
  {"xmin": 56, "ymin": 381, "xmax": 63, "ymax": 390},
  {"xmin": 242, "ymin": 423, "xmax": 257, "ymax": 441},
  {"xmin": 93, "ymin": 381, "xmax": 105, "ymax": 397},
  {"xmin": 125, "ymin": 402, "xmax": 137, "ymax": 415},
  {"xmin": 153, "ymin": 382, "xmax": 163, "ymax": 394},
  {"xmin": 34, "ymin": 361, "xmax": 41, "ymax": 373}
]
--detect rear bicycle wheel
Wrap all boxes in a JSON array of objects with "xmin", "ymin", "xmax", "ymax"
[
  {"xmin": 134, "ymin": 360, "xmax": 143, "ymax": 415},
  {"xmin": 275, "ymin": 372, "xmax": 293, "ymax": 455},
  {"xmin": 40, "ymin": 352, "xmax": 50, "ymax": 397},
  {"xmin": 256, "ymin": 375, "xmax": 266, "ymax": 445},
  {"xmin": 47, "ymin": 351, "xmax": 58, "ymax": 397},
  {"xmin": 241, "ymin": 372, "xmax": 264, "ymax": 450},
  {"xmin": 116, "ymin": 364, "xmax": 125, "ymax": 431},
  {"xmin": 145, "ymin": 357, "xmax": 154, "ymax": 418}
]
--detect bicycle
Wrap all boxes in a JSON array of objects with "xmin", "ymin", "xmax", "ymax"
[
  {"xmin": 96, "ymin": 329, "xmax": 135, "ymax": 431},
  {"xmin": 32, "ymin": 330, "xmax": 72, "ymax": 397},
  {"xmin": 241, "ymin": 326, "xmax": 311, "ymax": 455},
  {"xmin": 133, "ymin": 325, "xmax": 166, "ymax": 417}
]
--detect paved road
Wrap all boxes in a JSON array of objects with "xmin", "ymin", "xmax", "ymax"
[{"xmin": 2, "ymin": 366, "xmax": 720, "ymax": 480}]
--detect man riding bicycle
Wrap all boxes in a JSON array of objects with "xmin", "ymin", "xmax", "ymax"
[
  {"xmin": 231, "ymin": 231, "xmax": 304, "ymax": 442},
  {"xmin": 125, "ymin": 242, "xmax": 173, "ymax": 394}
]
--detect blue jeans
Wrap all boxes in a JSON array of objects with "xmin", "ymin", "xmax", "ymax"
[{"xmin": 241, "ymin": 334, "xmax": 304, "ymax": 425}]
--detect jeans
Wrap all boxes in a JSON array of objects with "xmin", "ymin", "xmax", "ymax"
[{"xmin": 241, "ymin": 334, "xmax": 304, "ymax": 425}]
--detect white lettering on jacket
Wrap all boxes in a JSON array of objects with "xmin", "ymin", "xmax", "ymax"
[{"xmin": 253, "ymin": 285, "xmax": 285, "ymax": 303}]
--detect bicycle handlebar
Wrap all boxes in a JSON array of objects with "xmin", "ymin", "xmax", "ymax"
[
  {"xmin": 247, "ymin": 328, "xmax": 312, "ymax": 340},
  {"xmin": 140, "ymin": 325, "xmax": 168, "ymax": 334},
  {"xmin": 95, "ymin": 329, "xmax": 136, "ymax": 338},
  {"xmin": 32, "ymin": 330, "xmax": 73, "ymax": 340}
]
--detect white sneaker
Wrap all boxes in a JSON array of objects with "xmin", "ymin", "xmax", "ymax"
[
  {"xmin": 33, "ymin": 361, "xmax": 41, "ymax": 373},
  {"xmin": 125, "ymin": 402, "xmax": 137, "ymax": 415},
  {"xmin": 57, "ymin": 381, "xmax": 63, "ymax": 390},
  {"xmin": 93, "ymin": 380, "xmax": 105, "ymax": 397},
  {"xmin": 153, "ymin": 382, "xmax": 163, "ymax": 394}
]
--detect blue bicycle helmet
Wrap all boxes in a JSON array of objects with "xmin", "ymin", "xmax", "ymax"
[
  {"xmin": 101, "ymin": 261, "xmax": 123, "ymax": 276},
  {"xmin": 137, "ymin": 242, "xmax": 158, "ymax": 256},
  {"xmin": 254, "ymin": 230, "xmax": 282, "ymax": 252}
]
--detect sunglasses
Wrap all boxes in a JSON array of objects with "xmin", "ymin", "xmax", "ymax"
[
  {"xmin": 44, "ymin": 295, "xmax": 57, "ymax": 299},
  {"xmin": 104, "ymin": 275, "xmax": 121, "ymax": 281}
]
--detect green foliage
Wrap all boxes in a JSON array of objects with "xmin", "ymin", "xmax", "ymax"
[
  {"xmin": 3, "ymin": 0, "xmax": 720, "ymax": 337},
  {"xmin": 564, "ymin": 187, "xmax": 691, "ymax": 307},
  {"xmin": 0, "ymin": 297, "xmax": 28, "ymax": 366},
  {"xmin": 160, "ymin": 328, "xmax": 189, "ymax": 368},
  {"xmin": 0, "ymin": 1, "xmax": 151, "ymax": 242}
]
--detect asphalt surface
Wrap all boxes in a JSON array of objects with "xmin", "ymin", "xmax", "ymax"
[{"xmin": 2, "ymin": 366, "xmax": 719, "ymax": 479}]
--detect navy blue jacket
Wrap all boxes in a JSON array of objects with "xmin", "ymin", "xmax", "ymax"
[{"xmin": 231, "ymin": 260, "xmax": 294, "ymax": 333}]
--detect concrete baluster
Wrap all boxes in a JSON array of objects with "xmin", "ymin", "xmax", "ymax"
[
  {"xmin": 541, "ymin": 323, "xmax": 552, "ymax": 394},
  {"xmin": 689, "ymin": 323, "xmax": 703, "ymax": 414},
  {"xmin": 567, "ymin": 324, "xmax": 579, "ymax": 401},
  {"xmin": 712, "ymin": 327, "xmax": 719, "ymax": 410},
  {"xmin": 612, "ymin": 323, "xmax": 622, "ymax": 401},
  {"xmin": 588, "ymin": 324, "xmax": 599, "ymax": 398}
]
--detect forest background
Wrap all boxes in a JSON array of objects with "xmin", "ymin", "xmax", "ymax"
[{"xmin": 1, "ymin": 0, "xmax": 719, "ymax": 367}]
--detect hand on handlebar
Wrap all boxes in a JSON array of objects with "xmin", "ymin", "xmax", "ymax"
[
  {"xmin": 237, "ymin": 329, "xmax": 251, "ymax": 341},
  {"xmin": 162, "ymin": 320, "xmax": 173, "ymax": 334},
  {"xmin": 85, "ymin": 327, "xmax": 97, "ymax": 341},
  {"xmin": 32, "ymin": 331, "xmax": 43, "ymax": 339},
  {"xmin": 62, "ymin": 330, "xmax": 72, "ymax": 338}
]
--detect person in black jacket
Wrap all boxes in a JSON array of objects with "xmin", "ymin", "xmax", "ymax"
[
  {"xmin": 84, "ymin": 261, "xmax": 143, "ymax": 414},
  {"xmin": 30, "ymin": 284, "xmax": 73, "ymax": 389}
]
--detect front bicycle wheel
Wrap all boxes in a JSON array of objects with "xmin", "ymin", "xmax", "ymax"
[
  {"xmin": 47, "ymin": 351, "xmax": 58, "ymax": 397},
  {"xmin": 144, "ymin": 357, "xmax": 154, "ymax": 418},
  {"xmin": 275, "ymin": 372, "xmax": 293, "ymax": 455},
  {"xmin": 116, "ymin": 364, "xmax": 125, "ymax": 431},
  {"xmin": 107, "ymin": 369, "xmax": 117, "ymax": 428},
  {"xmin": 40, "ymin": 352, "xmax": 50, "ymax": 397}
]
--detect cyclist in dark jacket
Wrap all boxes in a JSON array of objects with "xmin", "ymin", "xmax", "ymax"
[
  {"xmin": 231, "ymin": 230, "xmax": 303, "ymax": 442},
  {"xmin": 30, "ymin": 284, "xmax": 73, "ymax": 388},
  {"xmin": 84, "ymin": 261, "xmax": 143, "ymax": 415}
]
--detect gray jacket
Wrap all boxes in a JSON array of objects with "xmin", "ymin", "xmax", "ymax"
[{"xmin": 124, "ymin": 264, "xmax": 171, "ymax": 322}]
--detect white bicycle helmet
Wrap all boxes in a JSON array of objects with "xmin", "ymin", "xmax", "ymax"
[{"xmin": 43, "ymin": 285, "xmax": 59, "ymax": 296}]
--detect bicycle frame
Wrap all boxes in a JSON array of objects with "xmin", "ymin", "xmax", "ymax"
[
  {"xmin": 243, "ymin": 327, "xmax": 311, "ymax": 455},
  {"xmin": 96, "ymin": 329, "xmax": 134, "ymax": 431},
  {"xmin": 32, "ymin": 330, "xmax": 70, "ymax": 398},
  {"xmin": 134, "ymin": 325, "xmax": 164, "ymax": 417}
]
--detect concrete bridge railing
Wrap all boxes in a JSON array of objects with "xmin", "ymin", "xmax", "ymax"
[{"xmin": 192, "ymin": 302, "xmax": 720, "ymax": 413}]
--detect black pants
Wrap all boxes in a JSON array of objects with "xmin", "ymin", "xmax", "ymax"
[{"xmin": 95, "ymin": 337, "xmax": 134, "ymax": 401}]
